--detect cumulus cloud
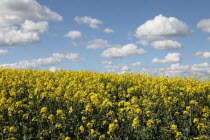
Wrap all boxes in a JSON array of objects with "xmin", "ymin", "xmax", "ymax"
[
  {"xmin": 136, "ymin": 14, "xmax": 191, "ymax": 40},
  {"xmin": 103, "ymin": 28, "xmax": 114, "ymax": 33},
  {"xmin": 152, "ymin": 53, "xmax": 181, "ymax": 63},
  {"xmin": 21, "ymin": 20, "xmax": 48, "ymax": 33},
  {"xmin": 74, "ymin": 16, "xmax": 103, "ymax": 29},
  {"xmin": 131, "ymin": 62, "xmax": 143, "ymax": 67},
  {"xmin": 101, "ymin": 61, "xmax": 113, "ymax": 65},
  {"xmin": 0, "ymin": 20, "xmax": 48, "ymax": 47},
  {"xmin": 1, "ymin": 52, "xmax": 84, "ymax": 69},
  {"xmin": 191, "ymin": 62, "xmax": 210, "ymax": 74},
  {"xmin": 150, "ymin": 40, "xmax": 182, "ymax": 50},
  {"xmin": 86, "ymin": 39, "xmax": 111, "ymax": 49},
  {"xmin": 197, "ymin": 19, "xmax": 210, "ymax": 33},
  {"xmin": 121, "ymin": 65, "xmax": 130, "ymax": 72},
  {"xmin": 101, "ymin": 44, "xmax": 146, "ymax": 58},
  {"xmin": 0, "ymin": 26, "xmax": 40, "ymax": 46},
  {"xmin": 140, "ymin": 62, "xmax": 210, "ymax": 77},
  {"xmin": 161, "ymin": 63, "xmax": 210, "ymax": 76},
  {"xmin": 158, "ymin": 63, "xmax": 191, "ymax": 76},
  {"xmin": 64, "ymin": 31, "xmax": 82, "ymax": 39},
  {"xmin": 49, "ymin": 66, "xmax": 57, "ymax": 72},
  {"xmin": 136, "ymin": 40, "xmax": 149, "ymax": 46},
  {"xmin": 195, "ymin": 51, "xmax": 210, "ymax": 58},
  {"xmin": 65, "ymin": 53, "xmax": 84, "ymax": 61},
  {"xmin": 104, "ymin": 65, "xmax": 119, "ymax": 69},
  {"xmin": 0, "ymin": 0, "xmax": 62, "ymax": 26},
  {"xmin": 0, "ymin": 49, "xmax": 8, "ymax": 55}
]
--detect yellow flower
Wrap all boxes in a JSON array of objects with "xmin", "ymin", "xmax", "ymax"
[
  {"xmin": 146, "ymin": 111, "xmax": 151, "ymax": 117},
  {"xmin": 99, "ymin": 134, "xmax": 106, "ymax": 140},
  {"xmin": 9, "ymin": 126, "xmax": 17, "ymax": 133},
  {"xmin": 79, "ymin": 126, "xmax": 85, "ymax": 132},
  {"xmin": 40, "ymin": 107, "xmax": 48, "ymax": 113},
  {"xmin": 202, "ymin": 113, "xmax": 209, "ymax": 118},
  {"xmin": 190, "ymin": 100, "xmax": 198, "ymax": 105},
  {"xmin": 183, "ymin": 111, "xmax": 189, "ymax": 115},
  {"xmin": 69, "ymin": 107, "xmax": 74, "ymax": 113},
  {"xmin": 114, "ymin": 119, "xmax": 118, "ymax": 123},
  {"xmin": 132, "ymin": 117, "xmax": 140, "ymax": 129},
  {"xmin": 131, "ymin": 96, "xmax": 138, "ymax": 104},
  {"xmin": 65, "ymin": 137, "xmax": 71, "ymax": 140},
  {"xmin": 22, "ymin": 114, "xmax": 29, "ymax": 120},
  {"xmin": 102, "ymin": 120, "xmax": 107, "ymax": 125},
  {"xmin": 186, "ymin": 106, "xmax": 190, "ymax": 111},
  {"xmin": 55, "ymin": 123, "xmax": 62, "ymax": 128},
  {"xmin": 0, "ymin": 115, "xmax": 4, "ymax": 121},
  {"xmin": 90, "ymin": 129, "xmax": 95, "ymax": 135},
  {"xmin": 48, "ymin": 114, "xmax": 55, "ymax": 122},
  {"xmin": 171, "ymin": 124, "xmax": 177, "ymax": 131},
  {"xmin": 146, "ymin": 119, "xmax": 154, "ymax": 128},
  {"xmin": 9, "ymin": 137, "xmax": 16, "ymax": 140},
  {"xmin": 108, "ymin": 123, "xmax": 118, "ymax": 133},
  {"xmin": 174, "ymin": 112, "xmax": 179, "ymax": 116},
  {"xmin": 193, "ymin": 118, "xmax": 199, "ymax": 123},
  {"xmin": 87, "ymin": 122, "xmax": 93, "ymax": 128},
  {"xmin": 56, "ymin": 109, "xmax": 64, "ymax": 115},
  {"xmin": 197, "ymin": 123, "xmax": 207, "ymax": 132},
  {"xmin": 176, "ymin": 131, "xmax": 182, "ymax": 138}
]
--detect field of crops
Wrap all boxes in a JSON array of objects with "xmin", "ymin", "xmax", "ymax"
[{"xmin": 0, "ymin": 69, "xmax": 210, "ymax": 140}]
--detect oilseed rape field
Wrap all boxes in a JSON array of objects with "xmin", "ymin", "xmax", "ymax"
[{"xmin": 0, "ymin": 69, "xmax": 210, "ymax": 140}]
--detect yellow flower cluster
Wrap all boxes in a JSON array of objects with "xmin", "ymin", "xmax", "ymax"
[{"xmin": 0, "ymin": 68, "xmax": 210, "ymax": 139}]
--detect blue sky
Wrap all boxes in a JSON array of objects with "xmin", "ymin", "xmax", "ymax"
[{"xmin": 0, "ymin": 0, "xmax": 210, "ymax": 76}]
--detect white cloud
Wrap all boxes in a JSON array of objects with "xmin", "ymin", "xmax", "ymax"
[
  {"xmin": 121, "ymin": 65, "xmax": 130, "ymax": 72},
  {"xmin": 0, "ymin": 26, "xmax": 40, "ymax": 46},
  {"xmin": 197, "ymin": 19, "xmax": 210, "ymax": 33},
  {"xmin": 49, "ymin": 66, "xmax": 57, "ymax": 72},
  {"xmin": 101, "ymin": 44, "xmax": 146, "ymax": 58},
  {"xmin": 104, "ymin": 65, "xmax": 118, "ymax": 69},
  {"xmin": 150, "ymin": 40, "xmax": 182, "ymax": 50},
  {"xmin": 191, "ymin": 62, "xmax": 210, "ymax": 75},
  {"xmin": 103, "ymin": 28, "xmax": 114, "ymax": 33},
  {"xmin": 131, "ymin": 62, "xmax": 143, "ymax": 67},
  {"xmin": 0, "ymin": 20, "xmax": 48, "ymax": 47},
  {"xmin": 139, "ymin": 62, "xmax": 210, "ymax": 77},
  {"xmin": 65, "ymin": 53, "xmax": 84, "ymax": 61},
  {"xmin": 165, "ymin": 63, "xmax": 210, "ymax": 76},
  {"xmin": 136, "ymin": 14, "xmax": 191, "ymax": 40},
  {"xmin": 0, "ymin": 0, "xmax": 62, "ymax": 26},
  {"xmin": 158, "ymin": 63, "xmax": 191, "ymax": 76},
  {"xmin": 208, "ymin": 37, "xmax": 210, "ymax": 40},
  {"xmin": 21, "ymin": 20, "xmax": 48, "ymax": 33},
  {"xmin": 1, "ymin": 52, "xmax": 84, "ymax": 69},
  {"xmin": 86, "ymin": 39, "xmax": 111, "ymax": 49},
  {"xmin": 195, "ymin": 51, "xmax": 210, "ymax": 58},
  {"xmin": 101, "ymin": 61, "xmax": 113, "ymax": 65},
  {"xmin": 74, "ymin": 16, "xmax": 103, "ymax": 29},
  {"xmin": 52, "ymin": 53, "xmax": 84, "ymax": 61},
  {"xmin": 64, "ymin": 31, "xmax": 82, "ymax": 39},
  {"xmin": 136, "ymin": 40, "xmax": 149, "ymax": 46},
  {"xmin": 152, "ymin": 53, "xmax": 181, "ymax": 63},
  {"xmin": 0, "ymin": 49, "xmax": 8, "ymax": 55}
]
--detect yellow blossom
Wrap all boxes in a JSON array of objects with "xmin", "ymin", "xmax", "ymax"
[
  {"xmin": 56, "ymin": 109, "xmax": 64, "ymax": 115},
  {"xmin": 65, "ymin": 137, "xmax": 71, "ymax": 140},
  {"xmin": 9, "ymin": 126, "xmax": 17, "ymax": 133},
  {"xmin": 40, "ymin": 107, "xmax": 48, "ymax": 113},
  {"xmin": 193, "ymin": 118, "xmax": 199, "ymax": 123},
  {"xmin": 79, "ymin": 126, "xmax": 85, "ymax": 132}
]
